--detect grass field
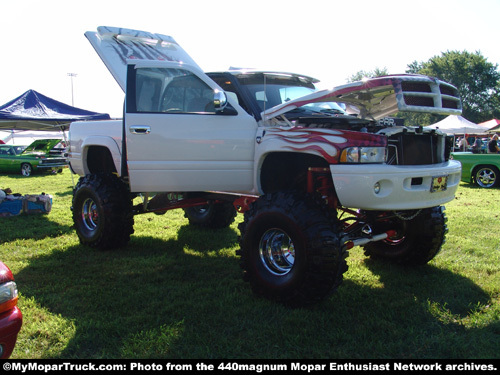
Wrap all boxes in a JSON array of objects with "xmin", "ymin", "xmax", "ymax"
[{"xmin": 1, "ymin": 170, "xmax": 499, "ymax": 359}]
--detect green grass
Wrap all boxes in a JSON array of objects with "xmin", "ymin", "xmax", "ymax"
[{"xmin": 1, "ymin": 170, "xmax": 499, "ymax": 359}]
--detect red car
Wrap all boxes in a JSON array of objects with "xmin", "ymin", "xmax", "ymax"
[{"xmin": 0, "ymin": 262, "xmax": 22, "ymax": 358}]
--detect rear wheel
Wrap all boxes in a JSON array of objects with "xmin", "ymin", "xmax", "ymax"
[
  {"xmin": 184, "ymin": 201, "xmax": 237, "ymax": 229},
  {"xmin": 21, "ymin": 163, "xmax": 32, "ymax": 177},
  {"xmin": 238, "ymin": 191, "xmax": 347, "ymax": 307},
  {"xmin": 72, "ymin": 174, "xmax": 134, "ymax": 249},
  {"xmin": 474, "ymin": 166, "xmax": 499, "ymax": 188},
  {"xmin": 363, "ymin": 206, "xmax": 447, "ymax": 265}
]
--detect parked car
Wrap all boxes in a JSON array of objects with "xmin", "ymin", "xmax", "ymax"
[
  {"xmin": 451, "ymin": 151, "xmax": 500, "ymax": 188},
  {"xmin": 0, "ymin": 261, "xmax": 22, "ymax": 359},
  {"xmin": 0, "ymin": 139, "xmax": 68, "ymax": 176}
]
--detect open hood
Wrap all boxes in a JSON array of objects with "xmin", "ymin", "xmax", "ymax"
[
  {"xmin": 85, "ymin": 27, "xmax": 462, "ymax": 121},
  {"xmin": 262, "ymin": 75, "xmax": 462, "ymax": 121},
  {"xmin": 85, "ymin": 26, "xmax": 202, "ymax": 92},
  {"xmin": 21, "ymin": 139, "xmax": 62, "ymax": 155}
]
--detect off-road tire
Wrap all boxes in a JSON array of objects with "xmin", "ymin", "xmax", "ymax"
[
  {"xmin": 363, "ymin": 206, "xmax": 447, "ymax": 265},
  {"xmin": 183, "ymin": 201, "xmax": 237, "ymax": 229},
  {"xmin": 238, "ymin": 191, "xmax": 347, "ymax": 307},
  {"xmin": 72, "ymin": 173, "xmax": 134, "ymax": 249}
]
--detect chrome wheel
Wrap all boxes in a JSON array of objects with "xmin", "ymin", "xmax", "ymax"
[
  {"xmin": 476, "ymin": 167, "xmax": 497, "ymax": 188},
  {"xmin": 81, "ymin": 198, "xmax": 99, "ymax": 231},
  {"xmin": 259, "ymin": 229, "xmax": 295, "ymax": 275},
  {"xmin": 21, "ymin": 163, "xmax": 32, "ymax": 177}
]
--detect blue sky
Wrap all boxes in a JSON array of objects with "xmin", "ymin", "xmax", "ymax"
[{"xmin": 1, "ymin": 0, "xmax": 499, "ymax": 118}]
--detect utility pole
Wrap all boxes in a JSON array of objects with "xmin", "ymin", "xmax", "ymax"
[{"xmin": 67, "ymin": 73, "xmax": 77, "ymax": 106}]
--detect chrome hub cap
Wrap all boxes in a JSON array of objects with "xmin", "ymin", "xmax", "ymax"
[
  {"xmin": 82, "ymin": 198, "xmax": 99, "ymax": 231},
  {"xmin": 259, "ymin": 229, "xmax": 295, "ymax": 275},
  {"xmin": 477, "ymin": 168, "xmax": 496, "ymax": 187}
]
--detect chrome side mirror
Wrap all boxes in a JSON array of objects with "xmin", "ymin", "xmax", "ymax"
[{"xmin": 214, "ymin": 90, "xmax": 228, "ymax": 112}]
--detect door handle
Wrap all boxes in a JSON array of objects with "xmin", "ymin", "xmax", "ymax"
[{"xmin": 129, "ymin": 126, "xmax": 151, "ymax": 134}]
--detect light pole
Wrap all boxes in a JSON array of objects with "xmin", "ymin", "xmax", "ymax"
[{"xmin": 67, "ymin": 73, "xmax": 77, "ymax": 106}]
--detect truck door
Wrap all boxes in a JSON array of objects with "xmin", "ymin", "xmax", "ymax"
[{"xmin": 124, "ymin": 61, "xmax": 257, "ymax": 194}]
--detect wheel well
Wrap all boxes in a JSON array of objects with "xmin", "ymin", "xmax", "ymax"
[
  {"xmin": 86, "ymin": 146, "xmax": 117, "ymax": 175},
  {"xmin": 260, "ymin": 152, "xmax": 330, "ymax": 194}
]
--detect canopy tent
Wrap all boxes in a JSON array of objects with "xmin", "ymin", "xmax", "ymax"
[
  {"xmin": 0, "ymin": 90, "xmax": 110, "ymax": 131},
  {"xmin": 427, "ymin": 115, "xmax": 488, "ymax": 135},
  {"xmin": 477, "ymin": 119, "xmax": 500, "ymax": 133},
  {"xmin": 487, "ymin": 124, "xmax": 500, "ymax": 133},
  {"xmin": 478, "ymin": 119, "xmax": 500, "ymax": 129}
]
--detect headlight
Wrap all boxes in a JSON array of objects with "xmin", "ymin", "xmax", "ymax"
[
  {"xmin": 340, "ymin": 147, "xmax": 387, "ymax": 163},
  {"xmin": 0, "ymin": 281, "xmax": 19, "ymax": 314}
]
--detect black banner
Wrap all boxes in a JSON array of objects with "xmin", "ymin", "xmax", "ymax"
[{"xmin": 1, "ymin": 359, "xmax": 498, "ymax": 374}]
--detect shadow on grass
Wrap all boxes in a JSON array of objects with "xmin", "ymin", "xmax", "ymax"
[
  {"xmin": 0, "ymin": 213, "xmax": 73, "ymax": 244},
  {"xmin": 15, "ymin": 224, "xmax": 499, "ymax": 359}
]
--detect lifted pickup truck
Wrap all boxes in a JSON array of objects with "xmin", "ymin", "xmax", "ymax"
[{"xmin": 69, "ymin": 27, "xmax": 463, "ymax": 306}]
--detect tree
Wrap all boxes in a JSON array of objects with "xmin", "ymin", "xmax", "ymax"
[
  {"xmin": 405, "ymin": 51, "xmax": 500, "ymax": 124},
  {"xmin": 348, "ymin": 67, "xmax": 389, "ymax": 82}
]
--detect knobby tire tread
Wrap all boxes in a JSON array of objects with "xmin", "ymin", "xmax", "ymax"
[
  {"xmin": 238, "ymin": 191, "xmax": 348, "ymax": 307},
  {"xmin": 73, "ymin": 173, "xmax": 134, "ymax": 249}
]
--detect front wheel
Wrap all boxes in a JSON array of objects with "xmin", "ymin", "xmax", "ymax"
[
  {"xmin": 72, "ymin": 174, "xmax": 134, "ymax": 249},
  {"xmin": 474, "ymin": 166, "xmax": 499, "ymax": 188},
  {"xmin": 238, "ymin": 192, "xmax": 348, "ymax": 307},
  {"xmin": 363, "ymin": 206, "xmax": 447, "ymax": 265},
  {"xmin": 21, "ymin": 163, "xmax": 32, "ymax": 177}
]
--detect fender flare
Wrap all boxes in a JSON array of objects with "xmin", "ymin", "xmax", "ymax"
[{"xmin": 81, "ymin": 136, "xmax": 122, "ymax": 176}]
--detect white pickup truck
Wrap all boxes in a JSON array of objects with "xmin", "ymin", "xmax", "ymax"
[{"xmin": 69, "ymin": 27, "xmax": 463, "ymax": 306}]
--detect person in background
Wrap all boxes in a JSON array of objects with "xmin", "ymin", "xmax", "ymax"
[
  {"xmin": 0, "ymin": 187, "xmax": 12, "ymax": 203},
  {"xmin": 488, "ymin": 134, "xmax": 500, "ymax": 153},
  {"xmin": 472, "ymin": 138, "xmax": 483, "ymax": 153},
  {"xmin": 458, "ymin": 136, "xmax": 469, "ymax": 151}
]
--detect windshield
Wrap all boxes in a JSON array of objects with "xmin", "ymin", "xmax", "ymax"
[{"xmin": 237, "ymin": 73, "xmax": 346, "ymax": 114}]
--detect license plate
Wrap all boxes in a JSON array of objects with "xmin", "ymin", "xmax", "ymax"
[{"xmin": 431, "ymin": 175, "xmax": 448, "ymax": 192}]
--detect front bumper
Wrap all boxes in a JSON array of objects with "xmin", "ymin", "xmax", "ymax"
[
  {"xmin": 35, "ymin": 163, "xmax": 68, "ymax": 171},
  {"xmin": 0, "ymin": 306, "xmax": 22, "ymax": 359},
  {"xmin": 330, "ymin": 160, "xmax": 462, "ymax": 210}
]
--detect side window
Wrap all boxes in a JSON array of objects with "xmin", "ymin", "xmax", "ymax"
[
  {"xmin": 133, "ymin": 67, "xmax": 216, "ymax": 114},
  {"xmin": 209, "ymin": 75, "xmax": 251, "ymax": 115}
]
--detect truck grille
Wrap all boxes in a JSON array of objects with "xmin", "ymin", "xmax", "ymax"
[
  {"xmin": 400, "ymin": 79, "xmax": 461, "ymax": 111},
  {"xmin": 386, "ymin": 133, "xmax": 453, "ymax": 166}
]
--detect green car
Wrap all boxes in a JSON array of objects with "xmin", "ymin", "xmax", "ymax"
[
  {"xmin": 451, "ymin": 151, "xmax": 500, "ymax": 188},
  {"xmin": 0, "ymin": 139, "xmax": 68, "ymax": 177}
]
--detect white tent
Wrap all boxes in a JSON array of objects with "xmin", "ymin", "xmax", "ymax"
[
  {"xmin": 427, "ymin": 115, "xmax": 488, "ymax": 135},
  {"xmin": 1, "ymin": 129, "xmax": 68, "ymax": 145}
]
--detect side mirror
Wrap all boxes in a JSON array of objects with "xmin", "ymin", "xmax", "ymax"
[
  {"xmin": 214, "ymin": 90, "xmax": 228, "ymax": 112},
  {"xmin": 214, "ymin": 90, "xmax": 237, "ymax": 115}
]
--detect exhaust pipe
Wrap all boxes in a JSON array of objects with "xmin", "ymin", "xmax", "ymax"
[{"xmin": 343, "ymin": 230, "xmax": 397, "ymax": 250}]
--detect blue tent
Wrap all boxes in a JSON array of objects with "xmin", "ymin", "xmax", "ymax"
[{"xmin": 0, "ymin": 90, "xmax": 110, "ymax": 131}]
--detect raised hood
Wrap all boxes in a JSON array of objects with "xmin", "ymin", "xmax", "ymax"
[
  {"xmin": 85, "ymin": 27, "xmax": 462, "ymax": 121},
  {"xmin": 85, "ymin": 26, "xmax": 202, "ymax": 92},
  {"xmin": 262, "ymin": 75, "xmax": 462, "ymax": 121},
  {"xmin": 21, "ymin": 139, "xmax": 62, "ymax": 155}
]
